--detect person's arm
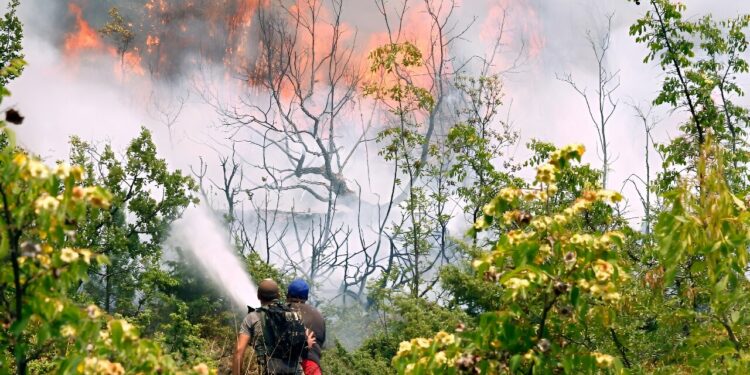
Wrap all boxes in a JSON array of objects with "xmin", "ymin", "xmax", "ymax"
[{"xmin": 233, "ymin": 333, "xmax": 250, "ymax": 375}]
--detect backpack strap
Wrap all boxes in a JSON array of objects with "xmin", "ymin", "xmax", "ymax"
[{"xmin": 252, "ymin": 308, "xmax": 272, "ymax": 367}]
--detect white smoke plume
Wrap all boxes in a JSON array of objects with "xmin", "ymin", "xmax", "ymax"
[{"xmin": 169, "ymin": 204, "xmax": 261, "ymax": 309}]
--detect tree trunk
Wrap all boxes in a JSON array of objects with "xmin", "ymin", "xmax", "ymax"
[{"xmin": 105, "ymin": 264, "xmax": 112, "ymax": 314}]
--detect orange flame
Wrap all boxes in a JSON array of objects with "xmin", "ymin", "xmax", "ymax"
[
  {"xmin": 224, "ymin": 0, "xmax": 268, "ymax": 72},
  {"xmin": 64, "ymin": 3, "xmax": 146, "ymax": 80},
  {"xmin": 123, "ymin": 51, "xmax": 145, "ymax": 76},
  {"xmin": 64, "ymin": 4, "xmax": 102, "ymax": 54},
  {"xmin": 146, "ymin": 35, "xmax": 160, "ymax": 47}
]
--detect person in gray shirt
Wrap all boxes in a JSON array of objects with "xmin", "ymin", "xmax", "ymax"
[{"xmin": 233, "ymin": 279, "xmax": 311, "ymax": 375}]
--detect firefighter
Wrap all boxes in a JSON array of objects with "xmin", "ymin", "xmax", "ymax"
[{"xmin": 286, "ymin": 279, "xmax": 326, "ymax": 375}]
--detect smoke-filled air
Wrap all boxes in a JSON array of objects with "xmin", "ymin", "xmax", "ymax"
[{"xmin": 3, "ymin": 0, "xmax": 750, "ymax": 373}]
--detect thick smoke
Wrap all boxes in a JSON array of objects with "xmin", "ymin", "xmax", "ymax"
[{"xmin": 46, "ymin": 0, "xmax": 264, "ymax": 79}]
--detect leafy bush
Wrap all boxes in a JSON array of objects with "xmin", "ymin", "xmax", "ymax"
[
  {"xmin": 393, "ymin": 144, "xmax": 627, "ymax": 374},
  {"xmin": 0, "ymin": 62, "xmax": 212, "ymax": 375}
]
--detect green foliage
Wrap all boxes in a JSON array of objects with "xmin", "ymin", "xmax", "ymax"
[
  {"xmin": 368, "ymin": 296, "xmax": 467, "ymax": 361},
  {"xmin": 630, "ymin": 0, "xmax": 750, "ymax": 192},
  {"xmin": 606, "ymin": 3, "xmax": 750, "ymax": 372},
  {"xmin": 366, "ymin": 39, "xmax": 450, "ymax": 298},
  {"xmin": 0, "ymin": 0, "xmax": 23, "ymax": 87},
  {"xmin": 643, "ymin": 143, "xmax": 750, "ymax": 372},
  {"xmin": 364, "ymin": 42, "xmax": 435, "ymax": 114},
  {"xmin": 440, "ymin": 244, "xmax": 504, "ymax": 315},
  {"xmin": 7, "ymin": 2, "xmax": 750, "ymax": 374},
  {"xmin": 325, "ymin": 295, "xmax": 467, "ymax": 375},
  {"xmin": 394, "ymin": 145, "xmax": 626, "ymax": 374},
  {"xmin": 367, "ymin": 43, "xmax": 423, "ymax": 73},
  {"xmin": 159, "ymin": 301, "xmax": 210, "ymax": 363},
  {"xmin": 448, "ymin": 74, "xmax": 520, "ymax": 226},
  {"xmin": 135, "ymin": 252, "xmax": 236, "ymax": 369},
  {"xmin": 69, "ymin": 129, "xmax": 198, "ymax": 315},
  {"xmin": 0, "ymin": 104, "xmax": 210, "ymax": 373},
  {"xmin": 322, "ymin": 341, "xmax": 392, "ymax": 375}
]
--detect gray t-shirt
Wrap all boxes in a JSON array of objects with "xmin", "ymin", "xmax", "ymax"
[{"xmin": 239, "ymin": 310, "xmax": 301, "ymax": 374}]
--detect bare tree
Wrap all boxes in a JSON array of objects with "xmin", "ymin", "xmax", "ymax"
[
  {"xmin": 148, "ymin": 90, "xmax": 188, "ymax": 147},
  {"xmin": 558, "ymin": 14, "xmax": 620, "ymax": 189},
  {"xmin": 625, "ymin": 104, "xmax": 662, "ymax": 236},
  {"xmin": 194, "ymin": 0, "xmax": 523, "ymax": 303},
  {"xmin": 211, "ymin": 0, "xmax": 370, "ymax": 296},
  {"xmin": 224, "ymin": 0, "xmax": 364, "ymax": 201}
]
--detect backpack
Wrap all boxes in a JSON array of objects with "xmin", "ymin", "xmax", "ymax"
[{"xmin": 257, "ymin": 302, "xmax": 307, "ymax": 365}]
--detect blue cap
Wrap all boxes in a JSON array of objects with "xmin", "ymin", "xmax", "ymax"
[{"xmin": 287, "ymin": 279, "xmax": 309, "ymax": 300}]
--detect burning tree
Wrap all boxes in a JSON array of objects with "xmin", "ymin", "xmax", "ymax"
[
  {"xmin": 99, "ymin": 7, "xmax": 135, "ymax": 74},
  {"xmin": 207, "ymin": 0, "xmax": 366, "ymax": 297},
  {"xmin": 201, "ymin": 0, "xmax": 521, "ymax": 303}
]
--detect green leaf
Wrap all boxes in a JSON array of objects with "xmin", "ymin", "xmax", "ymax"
[
  {"xmin": 510, "ymin": 354, "xmax": 522, "ymax": 372},
  {"xmin": 731, "ymin": 310, "xmax": 740, "ymax": 324},
  {"xmin": 570, "ymin": 286, "xmax": 580, "ymax": 307}
]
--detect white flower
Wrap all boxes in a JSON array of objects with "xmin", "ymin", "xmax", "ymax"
[
  {"xmin": 593, "ymin": 259, "xmax": 615, "ymax": 282},
  {"xmin": 34, "ymin": 194, "xmax": 59, "ymax": 214},
  {"xmin": 193, "ymin": 363, "xmax": 209, "ymax": 375},
  {"xmin": 435, "ymin": 331, "xmax": 455, "ymax": 346},
  {"xmin": 61, "ymin": 325, "xmax": 76, "ymax": 337},
  {"xmin": 28, "ymin": 160, "xmax": 50, "ymax": 179},
  {"xmin": 434, "ymin": 351, "xmax": 447, "ymax": 365},
  {"xmin": 13, "ymin": 153, "xmax": 27, "ymax": 167},
  {"xmin": 505, "ymin": 277, "xmax": 531, "ymax": 299},
  {"xmin": 414, "ymin": 337, "xmax": 431, "ymax": 349},
  {"xmin": 106, "ymin": 362, "xmax": 125, "ymax": 375},
  {"xmin": 596, "ymin": 190, "xmax": 623, "ymax": 203},
  {"xmin": 55, "ymin": 163, "xmax": 72, "ymax": 179},
  {"xmin": 553, "ymin": 214, "xmax": 567, "ymax": 225},
  {"xmin": 505, "ymin": 277, "xmax": 530, "ymax": 289},
  {"xmin": 60, "ymin": 248, "xmax": 79, "ymax": 263},
  {"xmin": 397, "ymin": 341, "xmax": 412, "ymax": 357},
  {"xmin": 86, "ymin": 304, "xmax": 102, "ymax": 319},
  {"xmin": 79, "ymin": 249, "xmax": 93, "ymax": 264},
  {"xmin": 592, "ymin": 352, "xmax": 614, "ymax": 367},
  {"xmin": 499, "ymin": 187, "xmax": 520, "ymax": 201},
  {"xmin": 536, "ymin": 164, "xmax": 557, "ymax": 184},
  {"xmin": 603, "ymin": 292, "xmax": 621, "ymax": 302},
  {"xmin": 564, "ymin": 251, "xmax": 577, "ymax": 267}
]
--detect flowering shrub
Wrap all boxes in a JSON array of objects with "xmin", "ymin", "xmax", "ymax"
[
  {"xmin": 1, "ymin": 146, "xmax": 215, "ymax": 374},
  {"xmin": 393, "ymin": 144, "xmax": 627, "ymax": 374},
  {"xmin": 0, "ymin": 71, "xmax": 211, "ymax": 374},
  {"xmin": 395, "ymin": 331, "xmax": 461, "ymax": 373}
]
